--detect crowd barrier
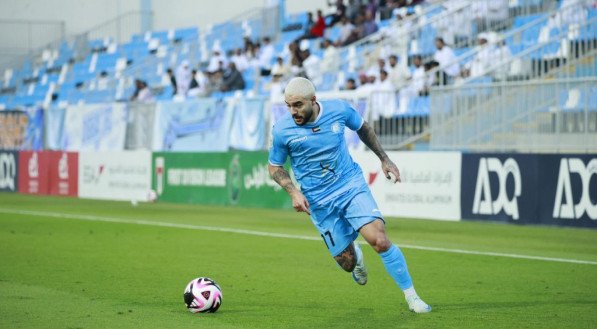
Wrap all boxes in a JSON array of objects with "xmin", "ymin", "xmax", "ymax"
[{"xmin": 0, "ymin": 149, "xmax": 594, "ymax": 228}]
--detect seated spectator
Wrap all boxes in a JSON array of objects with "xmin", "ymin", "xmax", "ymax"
[
  {"xmin": 381, "ymin": 10, "xmax": 412, "ymax": 60},
  {"xmin": 301, "ymin": 49, "xmax": 322, "ymax": 86},
  {"xmin": 334, "ymin": 16, "xmax": 355, "ymax": 47},
  {"xmin": 320, "ymin": 39, "xmax": 340, "ymax": 73},
  {"xmin": 342, "ymin": 13, "xmax": 365, "ymax": 46},
  {"xmin": 207, "ymin": 48, "xmax": 228, "ymax": 73},
  {"xmin": 326, "ymin": 0, "xmax": 346, "ymax": 27},
  {"xmin": 343, "ymin": 78, "xmax": 357, "ymax": 90},
  {"xmin": 356, "ymin": 73, "xmax": 376, "ymax": 94},
  {"xmin": 130, "ymin": 79, "xmax": 154, "ymax": 102},
  {"xmin": 387, "ymin": 54, "xmax": 411, "ymax": 90},
  {"xmin": 258, "ymin": 37, "xmax": 275, "ymax": 76},
  {"xmin": 297, "ymin": 9, "xmax": 326, "ymax": 41},
  {"xmin": 221, "ymin": 62, "xmax": 245, "ymax": 92},
  {"xmin": 345, "ymin": 0, "xmax": 360, "ymax": 20},
  {"xmin": 166, "ymin": 68, "xmax": 177, "ymax": 95},
  {"xmin": 175, "ymin": 60, "xmax": 192, "ymax": 96},
  {"xmin": 230, "ymin": 48, "xmax": 249, "ymax": 72},
  {"xmin": 366, "ymin": 57, "xmax": 390, "ymax": 80},
  {"xmin": 188, "ymin": 69, "xmax": 208, "ymax": 97},
  {"xmin": 362, "ymin": 10, "xmax": 379, "ymax": 38},
  {"xmin": 271, "ymin": 57, "xmax": 290, "ymax": 80},
  {"xmin": 433, "ymin": 37, "xmax": 460, "ymax": 84},
  {"xmin": 371, "ymin": 70, "xmax": 397, "ymax": 119},
  {"xmin": 264, "ymin": 70, "xmax": 286, "ymax": 102}
]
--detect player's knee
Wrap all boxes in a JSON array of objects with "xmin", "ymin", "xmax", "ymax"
[{"xmin": 370, "ymin": 236, "xmax": 392, "ymax": 253}]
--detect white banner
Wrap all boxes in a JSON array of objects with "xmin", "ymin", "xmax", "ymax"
[
  {"xmin": 62, "ymin": 103, "xmax": 128, "ymax": 151},
  {"xmin": 350, "ymin": 151, "xmax": 462, "ymax": 221},
  {"xmin": 78, "ymin": 151, "xmax": 152, "ymax": 201}
]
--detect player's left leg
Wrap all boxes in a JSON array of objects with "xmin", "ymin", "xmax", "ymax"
[{"xmin": 359, "ymin": 219, "xmax": 431, "ymax": 313}]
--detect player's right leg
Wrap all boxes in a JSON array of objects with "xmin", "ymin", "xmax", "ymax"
[{"xmin": 359, "ymin": 219, "xmax": 431, "ymax": 313}]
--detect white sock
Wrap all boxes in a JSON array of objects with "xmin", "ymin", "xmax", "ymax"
[{"xmin": 404, "ymin": 287, "xmax": 417, "ymax": 299}]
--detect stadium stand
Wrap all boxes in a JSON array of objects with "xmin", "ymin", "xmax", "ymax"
[{"xmin": 0, "ymin": 0, "xmax": 595, "ymax": 151}]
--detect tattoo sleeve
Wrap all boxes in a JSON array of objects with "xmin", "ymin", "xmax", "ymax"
[
  {"xmin": 268, "ymin": 165, "xmax": 298, "ymax": 195},
  {"xmin": 357, "ymin": 121, "xmax": 388, "ymax": 161}
]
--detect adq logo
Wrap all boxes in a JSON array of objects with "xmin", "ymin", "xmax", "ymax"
[
  {"xmin": 0, "ymin": 153, "xmax": 16, "ymax": 190},
  {"xmin": 553, "ymin": 158, "xmax": 596, "ymax": 220},
  {"xmin": 472, "ymin": 158, "xmax": 521, "ymax": 220}
]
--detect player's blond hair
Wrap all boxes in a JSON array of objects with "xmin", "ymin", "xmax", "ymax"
[{"xmin": 284, "ymin": 77, "xmax": 316, "ymax": 100}]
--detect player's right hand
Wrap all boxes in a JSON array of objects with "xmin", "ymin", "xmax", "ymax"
[{"xmin": 290, "ymin": 191, "xmax": 311, "ymax": 215}]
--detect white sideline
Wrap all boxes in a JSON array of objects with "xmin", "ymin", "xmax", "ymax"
[{"xmin": 1, "ymin": 208, "xmax": 596, "ymax": 266}]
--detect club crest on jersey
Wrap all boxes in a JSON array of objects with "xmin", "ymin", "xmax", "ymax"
[
  {"xmin": 311, "ymin": 126, "xmax": 321, "ymax": 133},
  {"xmin": 331, "ymin": 122, "xmax": 340, "ymax": 134}
]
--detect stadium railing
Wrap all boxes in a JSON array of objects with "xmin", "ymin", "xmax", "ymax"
[{"xmin": 430, "ymin": 77, "xmax": 597, "ymax": 153}]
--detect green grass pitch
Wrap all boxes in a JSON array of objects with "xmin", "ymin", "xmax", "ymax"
[{"xmin": 1, "ymin": 193, "xmax": 596, "ymax": 328}]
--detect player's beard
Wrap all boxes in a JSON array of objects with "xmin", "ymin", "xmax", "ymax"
[{"xmin": 293, "ymin": 107, "xmax": 314, "ymax": 126}]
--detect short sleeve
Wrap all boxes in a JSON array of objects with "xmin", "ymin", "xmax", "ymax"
[
  {"xmin": 344, "ymin": 102, "xmax": 364, "ymax": 131},
  {"xmin": 268, "ymin": 128, "xmax": 288, "ymax": 166}
]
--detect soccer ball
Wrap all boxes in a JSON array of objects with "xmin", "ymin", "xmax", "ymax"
[{"xmin": 183, "ymin": 277, "xmax": 223, "ymax": 313}]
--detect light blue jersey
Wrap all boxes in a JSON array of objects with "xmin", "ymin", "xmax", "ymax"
[{"xmin": 269, "ymin": 100, "xmax": 366, "ymax": 204}]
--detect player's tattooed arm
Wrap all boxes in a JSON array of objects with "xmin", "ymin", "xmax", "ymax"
[
  {"xmin": 357, "ymin": 121, "xmax": 401, "ymax": 183},
  {"xmin": 268, "ymin": 164, "xmax": 298, "ymax": 194},
  {"xmin": 357, "ymin": 121, "xmax": 388, "ymax": 161},
  {"xmin": 268, "ymin": 164, "xmax": 311, "ymax": 214}
]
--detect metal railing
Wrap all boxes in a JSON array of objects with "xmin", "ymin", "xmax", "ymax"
[
  {"xmin": 0, "ymin": 19, "xmax": 65, "ymax": 70},
  {"xmin": 430, "ymin": 77, "xmax": 597, "ymax": 153}
]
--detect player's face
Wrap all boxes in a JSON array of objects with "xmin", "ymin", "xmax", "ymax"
[{"xmin": 285, "ymin": 94, "xmax": 315, "ymax": 126}]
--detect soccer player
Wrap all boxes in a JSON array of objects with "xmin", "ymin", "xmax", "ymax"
[{"xmin": 268, "ymin": 77, "xmax": 431, "ymax": 313}]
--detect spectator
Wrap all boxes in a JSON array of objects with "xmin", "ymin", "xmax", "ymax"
[
  {"xmin": 298, "ymin": 9, "xmax": 326, "ymax": 41},
  {"xmin": 258, "ymin": 36, "xmax": 276, "ymax": 76},
  {"xmin": 130, "ymin": 79, "xmax": 154, "ymax": 102},
  {"xmin": 320, "ymin": 39, "xmax": 340, "ymax": 73},
  {"xmin": 345, "ymin": 0, "xmax": 360, "ymax": 21},
  {"xmin": 433, "ymin": 37, "xmax": 460, "ymax": 84},
  {"xmin": 381, "ymin": 10, "xmax": 412, "ymax": 60},
  {"xmin": 387, "ymin": 54, "xmax": 411, "ymax": 90},
  {"xmin": 326, "ymin": 0, "xmax": 347, "ymax": 27},
  {"xmin": 231, "ymin": 48, "xmax": 249, "ymax": 72},
  {"xmin": 366, "ymin": 58, "xmax": 390, "ymax": 80},
  {"xmin": 271, "ymin": 57, "xmax": 290, "ymax": 80},
  {"xmin": 221, "ymin": 62, "xmax": 245, "ymax": 91},
  {"xmin": 264, "ymin": 70, "xmax": 286, "ymax": 102},
  {"xmin": 411, "ymin": 55, "xmax": 426, "ymax": 95},
  {"xmin": 356, "ymin": 73, "xmax": 376, "ymax": 94},
  {"xmin": 301, "ymin": 49, "xmax": 322, "ymax": 86},
  {"xmin": 188, "ymin": 69, "xmax": 208, "ymax": 97},
  {"xmin": 166, "ymin": 68, "xmax": 177, "ymax": 95},
  {"xmin": 371, "ymin": 70, "xmax": 397, "ymax": 120},
  {"xmin": 335, "ymin": 16, "xmax": 355, "ymax": 47},
  {"xmin": 175, "ymin": 60, "xmax": 192, "ymax": 96},
  {"xmin": 344, "ymin": 77, "xmax": 357, "ymax": 90},
  {"xmin": 342, "ymin": 13, "xmax": 365, "ymax": 46},
  {"xmin": 362, "ymin": 10, "xmax": 379, "ymax": 38},
  {"xmin": 207, "ymin": 48, "xmax": 228, "ymax": 73}
]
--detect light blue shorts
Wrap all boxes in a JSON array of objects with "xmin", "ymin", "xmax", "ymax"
[{"xmin": 309, "ymin": 185, "xmax": 384, "ymax": 257}]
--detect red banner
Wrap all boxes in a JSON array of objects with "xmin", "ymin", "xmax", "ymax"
[
  {"xmin": 18, "ymin": 151, "xmax": 50, "ymax": 194},
  {"xmin": 48, "ymin": 151, "xmax": 78, "ymax": 197}
]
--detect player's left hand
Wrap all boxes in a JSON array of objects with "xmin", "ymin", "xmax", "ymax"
[{"xmin": 381, "ymin": 158, "xmax": 401, "ymax": 183}]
